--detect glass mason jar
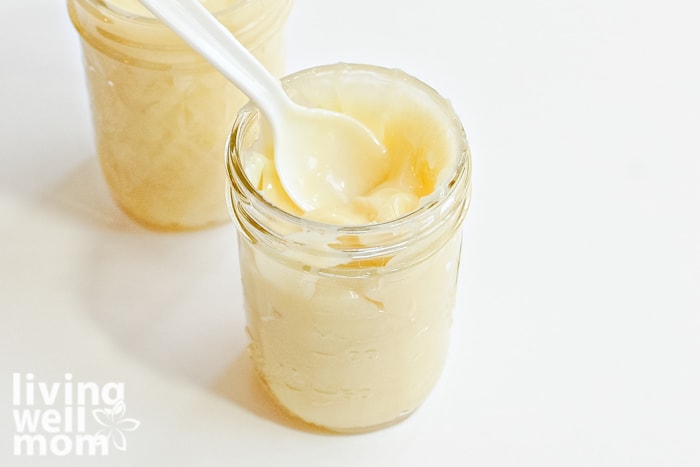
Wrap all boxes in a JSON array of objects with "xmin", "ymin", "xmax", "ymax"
[
  {"xmin": 226, "ymin": 64, "xmax": 472, "ymax": 432},
  {"xmin": 68, "ymin": 0, "xmax": 293, "ymax": 230}
]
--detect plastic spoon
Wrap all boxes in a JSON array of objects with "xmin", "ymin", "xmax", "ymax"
[{"xmin": 139, "ymin": 0, "xmax": 389, "ymax": 211}]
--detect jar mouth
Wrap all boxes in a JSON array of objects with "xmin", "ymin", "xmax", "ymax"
[
  {"xmin": 226, "ymin": 63, "xmax": 472, "ymax": 262},
  {"xmin": 227, "ymin": 109, "xmax": 470, "ymax": 236},
  {"xmin": 86, "ymin": 0, "xmax": 253, "ymax": 22},
  {"xmin": 70, "ymin": 0, "xmax": 293, "ymax": 61}
]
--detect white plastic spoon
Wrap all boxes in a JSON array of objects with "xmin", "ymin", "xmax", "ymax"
[{"xmin": 139, "ymin": 0, "xmax": 389, "ymax": 211}]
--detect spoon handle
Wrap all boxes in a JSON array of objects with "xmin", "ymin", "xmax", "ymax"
[{"xmin": 139, "ymin": 0, "xmax": 289, "ymax": 120}]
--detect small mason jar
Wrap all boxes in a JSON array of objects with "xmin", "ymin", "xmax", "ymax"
[
  {"xmin": 226, "ymin": 64, "xmax": 472, "ymax": 432},
  {"xmin": 68, "ymin": 0, "xmax": 292, "ymax": 230}
]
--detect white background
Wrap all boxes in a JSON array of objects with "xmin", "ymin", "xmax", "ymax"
[{"xmin": 1, "ymin": 0, "xmax": 699, "ymax": 465}]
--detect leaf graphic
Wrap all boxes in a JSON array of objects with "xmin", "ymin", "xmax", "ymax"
[
  {"xmin": 118, "ymin": 418, "xmax": 141, "ymax": 432},
  {"xmin": 112, "ymin": 400, "xmax": 126, "ymax": 419},
  {"xmin": 112, "ymin": 429, "xmax": 128, "ymax": 451},
  {"xmin": 92, "ymin": 400, "xmax": 140, "ymax": 451},
  {"xmin": 92, "ymin": 408, "xmax": 112, "ymax": 427}
]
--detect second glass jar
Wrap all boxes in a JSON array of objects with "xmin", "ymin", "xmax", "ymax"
[{"xmin": 68, "ymin": 0, "xmax": 293, "ymax": 230}]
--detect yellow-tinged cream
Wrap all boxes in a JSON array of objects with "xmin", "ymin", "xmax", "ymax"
[
  {"xmin": 235, "ymin": 65, "xmax": 468, "ymax": 432},
  {"xmin": 244, "ymin": 69, "xmax": 460, "ymax": 225}
]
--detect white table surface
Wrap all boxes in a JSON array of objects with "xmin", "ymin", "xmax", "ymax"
[{"xmin": 2, "ymin": 0, "xmax": 699, "ymax": 465}]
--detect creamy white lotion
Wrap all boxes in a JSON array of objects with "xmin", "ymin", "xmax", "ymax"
[{"xmin": 228, "ymin": 64, "xmax": 471, "ymax": 431}]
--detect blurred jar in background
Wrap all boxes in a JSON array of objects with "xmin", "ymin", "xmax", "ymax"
[{"xmin": 68, "ymin": 0, "xmax": 293, "ymax": 230}]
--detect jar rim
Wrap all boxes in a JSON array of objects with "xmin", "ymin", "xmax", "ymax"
[
  {"xmin": 225, "ymin": 63, "xmax": 472, "ymax": 233},
  {"xmin": 75, "ymin": 0, "xmax": 258, "ymax": 23},
  {"xmin": 228, "ymin": 119, "xmax": 470, "ymax": 239},
  {"xmin": 227, "ymin": 63, "xmax": 472, "ymax": 238},
  {"xmin": 69, "ymin": 0, "xmax": 293, "ymax": 61}
]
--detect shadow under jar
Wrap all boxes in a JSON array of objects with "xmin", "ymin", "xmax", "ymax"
[
  {"xmin": 68, "ymin": 0, "xmax": 293, "ymax": 230},
  {"xmin": 226, "ymin": 64, "xmax": 472, "ymax": 432}
]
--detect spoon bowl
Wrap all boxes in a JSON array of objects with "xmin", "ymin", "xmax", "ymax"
[
  {"xmin": 273, "ymin": 102, "xmax": 391, "ymax": 210},
  {"xmin": 139, "ymin": 0, "xmax": 388, "ymax": 211}
]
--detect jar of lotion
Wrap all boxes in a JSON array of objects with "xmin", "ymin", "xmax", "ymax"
[{"xmin": 226, "ymin": 64, "xmax": 472, "ymax": 432}]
